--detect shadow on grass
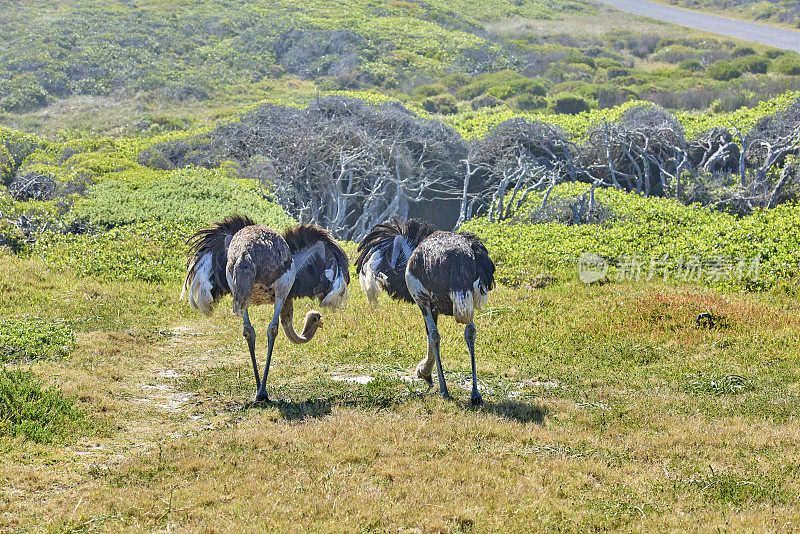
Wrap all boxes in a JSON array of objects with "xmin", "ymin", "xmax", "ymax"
[
  {"xmin": 204, "ymin": 369, "xmax": 548, "ymax": 423},
  {"xmin": 273, "ymin": 398, "xmax": 333, "ymax": 421},
  {"xmin": 242, "ymin": 395, "xmax": 548, "ymax": 424},
  {"xmin": 480, "ymin": 400, "xmax": 548, "ymax": 424},
  {"xmin": 245, "ymin": 391, "xmax": 419, "ymax": 421}
]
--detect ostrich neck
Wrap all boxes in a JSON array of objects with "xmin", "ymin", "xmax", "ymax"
[{"xmin": 279, "ymin": 299, "xmax": 319, "ymax": 344}]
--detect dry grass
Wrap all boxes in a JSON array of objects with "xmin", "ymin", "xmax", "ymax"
[
  {"xmin": 2, "ymin": 253, "xmax": 800, "ymax": 531},
  {"xmin": 486, "ymin": 7, "xmax": 678, "ymax": 40}
]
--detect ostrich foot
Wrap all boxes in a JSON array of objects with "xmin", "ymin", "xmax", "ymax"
[
  {"xmin": 415, "ymin": 367, "xmax": 433, "ymax": 387},
  {"xmin": 254, "ymin": 390, "xmax": 270, "ymax": 403},
  {"xmin": 470, "ymin": 390, "xmax": 483, "ymax": 406}
]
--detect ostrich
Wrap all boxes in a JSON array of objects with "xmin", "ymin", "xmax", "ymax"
[
  {"xmin": 181, "ymin": 215, "xmax": 349, "ymax": 402},
  {"xmin": 355, "ymin": 219, "xmax": 495, "ymax": 405}
]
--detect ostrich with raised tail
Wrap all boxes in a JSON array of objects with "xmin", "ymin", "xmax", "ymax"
[
  {"xmin": 355, "ymin": 219, "xmax": 495, "ymax": 405},
  {"xmin": 181, "ymin": 215, "xmax": 349, "ymax": 402}
]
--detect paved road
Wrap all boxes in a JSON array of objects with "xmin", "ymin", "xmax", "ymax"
[{"xmin": 594, "ymin": 0, "xmax": 800, "ymax": 53}]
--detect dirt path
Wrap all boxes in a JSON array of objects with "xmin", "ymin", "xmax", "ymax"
[{"xmin": 594, "ymin": 0, "xmax": 800, "ymax": 53}]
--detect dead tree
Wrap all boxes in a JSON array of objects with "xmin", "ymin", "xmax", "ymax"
[
  {"xmin": 461, "ymin": 118, "xmax": 583, "ymax": 224},
  {"xmin": 139, "ymin": 97, "xmax": 467, "ymax": 240},
  {"xmin": 580, "ymin": 105, "xmax": 688, "ymax": 197},
  {"xmin": 687, "ymin": 127, "xmax": 740, "ymax": 174}
]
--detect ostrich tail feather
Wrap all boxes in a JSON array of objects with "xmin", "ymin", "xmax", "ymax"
[
  {"xmin": 450, "ymin": 290, "xmax": 475, "ymax": 324},
  {"xmin": 185, "ymin": 253, "xmax": 215, "ymax": 316},
  {"xmin": 182, "ymin": 215, "xmax": 255, "ymax": 316}
]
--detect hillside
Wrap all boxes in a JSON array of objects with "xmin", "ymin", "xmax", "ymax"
[{"xmin": 2, "ymin": 0, "xmax": 800, "ymax": 137}]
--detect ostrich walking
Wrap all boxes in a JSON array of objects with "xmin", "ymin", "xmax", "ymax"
[
  {"xmin": 356, "ymin": 220, "xmax": 495, "ymax": 405},
  {"xmin": 181, "ymin": 215, "xmax": 349, "ymax": 402}
]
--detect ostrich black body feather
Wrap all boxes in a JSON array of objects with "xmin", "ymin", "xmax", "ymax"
[
  {"xmin": 406, "ymin": 231, "xmax": 495, "ymax": 318},
  {"xmin": 182, "ymin": 216, "xmax": 351, "ymax": 402},
  {"xmin": 282, "ymin": 223, "xmax": 350, "ymax": 303},
  {"xmin": 355, "ymin": 218, "xmax": 436, "ymax": 303}
]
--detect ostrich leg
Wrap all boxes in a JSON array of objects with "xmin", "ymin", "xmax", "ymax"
[
  {"xmin": 464, "ymin": 322, "xmax": 482, "ymax": 406},
  {"xmin": 255, "ymin": 269, "xmax": 296, "ymax": 403},
  {"xmin": 421, "ymin": 307, "xmax": 449, "ymax": 400},
  {"xmin": 242, "ymin": 309, "xmax": 260, "ymax": 389},
  {"xmin": 415, "ymin": 312, "xmax": 438, "ymax": 387}
]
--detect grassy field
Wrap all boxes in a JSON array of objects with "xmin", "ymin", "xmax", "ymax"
[{"xmin": 3, "ymin": 234, "xmax": 800, "ymax": 531}]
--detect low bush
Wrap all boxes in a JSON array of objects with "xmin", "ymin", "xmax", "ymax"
[
  {"xmin": 708, "ymin": 61, "xmax": 742, "ymax": 81},
  {"xmin": 735, "ymin": 55, "xmax": 770, "ymax": 74},
  {"xmin": 515, "ymin": 93, "xmax": 547, "ymax": 111},
  {"xmin": 0, "ymin": 367, "xmax": 84, "ymax": 444},
  {"xmin": 470, "ymin": 94, "xmax": 501, "ymax": 110},
  {"xmin": 552, "ymin": 93, "xmax": 592, "ymax": 114},
  {"xmin": 773, "ymin": 56, "xmax": 800, "ymax": 76},
  {"xmin": 0, "ymin": 318, "xmax": 74, "ymax": 362},
  {"xmin": 31, "ymin": 220, "xmax": 194, "ymax": 282},
  {"xmin": 75, "ymin": 168, "xmax": 292, "ymax": 229},
  {"xmin": 421, "ymin": 93, "xmax": 458, "ymax": 114},
  {"xmin": 678, "ymin": 59, "xmax": 704, "ymax": 72},
  {"xmin": 731, "ymin": 46, "xmax": 756, "ymax": 58},
  {"xmin": 411, "ymin": 83, "xmax": 446, "ymax": 99},
  {"xmin": 463, "ymin": 183, "xmax": 800, "ymax": 291},
  {"xmin": 455, "ymin": 70, "xmax": 546, "ymax": 101},
  {"xmin": 605, "ymin": 67, "xmax": 630, "ymax": 79},
  {"xmin": 652, "ymin": 45, "xmax": 697, "ymax": 63}
]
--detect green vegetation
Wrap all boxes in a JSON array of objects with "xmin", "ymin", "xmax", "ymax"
[
  {"xmin": 75, "ymin": 169, "xmax": 293, "ymax": 228},
  {"xmin": 0, "ymin": 367, "xmax": 84, "ymax": 444},
  {"xmin": 709, "ymin": 61, "xmax": 742, "ymax": 81},
  {"xmin": 0, "ymin": 318, "xmax": 74, "ymax": 362},
  {"xmin": 462, "ymin": 183, "xmax": 799, "ymax": 291}
]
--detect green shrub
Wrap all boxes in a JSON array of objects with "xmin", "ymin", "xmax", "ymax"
[
  {"xmin": 0, "ymin": 74, "xmax": 50, "ymax": 113},
  {"xmin": 31, "ymin": 219, "xmax": 193, "ymax": 282},
  {"xmin": 773, "ymin": 56, "xmax": 800, "ymax": 76},
  {"xmin": 0, "ymin": 127, "xmax": 49, "ymax": 185},
  {"xmin": 735, "ymin": 55, "xmax": 770, "ymax": 74},
  {"xmin": 421, "ymin": 94, "xmax": 458, "ymax": 114},
  {"xmin": 455, "ymin": 70, "xmax": 546, "ymax": 101},
  {"xmin": 515, "ymin": 93, "xmax": 547, "ymax": 111},
  {"xmin": 440, "ymin": 73, "xmax": 471, "ymax": 90},
  {"xmin": 595, "ymin": 58, "xmax": 621, "ymax": 69},
  {"xmin": 0, "ymin": 367, "xmax": 84, "ymax": 444},
  {"xmin": 562, "ymin": 54, "xmax": 596, "ymax": 69},
  {"xmin": 708, "ymin": 61, "xmax": 742, "ymax": 81},
  {"xmin": 731, "ymin": 46, "xmax": 756, "ymax": 58},
  {"xmin": 552, "ymin": 93, "xmax": 592, "ymax": 114},
  {"xmin": 678, "ymin": 59, "xmax": 704, "ymax": 72},
  {"xmin": 462, "ymin": 183, "xmax": 800, "ymax": 291},
  {"xmin": 651, "ymin": 45, "xmax": 697, "ymax": 63},
  {"xmin": 0, "ymin": 318, "xmax": 74, "ymax": 362},
  {"xmin": 605, "ymin": 67, "xmax": 630, "ymax": 79},
  {"xmin": 470, "ymin": 94, "xmax": 501, "ymax": 110},
  {"xmin": 75, "ymin": 168, "xmax": 292, "ymax": 229},
  {"xmin": 765, "ymin": 49, "xmax": 786, "ymax": 60},
  {"xmin": 0, "ymin": 220, "xmax": 24, "ymax": 252},
  {"xmin": 411, "ymin": 83, "xmax": 446, "ymax": 99}
]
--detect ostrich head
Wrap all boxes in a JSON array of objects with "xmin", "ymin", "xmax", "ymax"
[
  {"xmin": 280, "ymin": 301, "xmax": 325, "ymax": 344},
  {"xmin": 304, "ymin": 310, "xmax": 323, "ymax": 334}
]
